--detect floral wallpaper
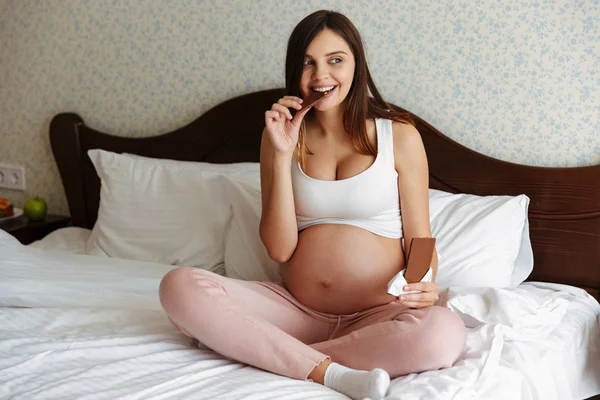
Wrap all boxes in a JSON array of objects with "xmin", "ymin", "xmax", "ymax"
[{"xmin": 1, "ymin": 0, "xmax": 599, "ymax": 215}]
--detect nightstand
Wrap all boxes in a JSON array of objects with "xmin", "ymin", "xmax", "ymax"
[{"xmin": 0, "ymin": 214, "xmax": 72, "ymax": 245}]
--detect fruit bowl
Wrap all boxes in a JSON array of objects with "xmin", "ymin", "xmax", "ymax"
[{"xmin": 0, "ymin": 207, "xmax": 23, "ymax": 222}]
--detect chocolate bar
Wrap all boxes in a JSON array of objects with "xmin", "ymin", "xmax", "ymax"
[
  {"xmin": 299, "ymin": 90, "xmax": 326, "ymax": 111},
  {"xmin": 404, "ymin": 237, "xmax": 437, "ymax": 283},
  {"xmin": 387, "ymin": 237, "xmax": 436, "ymax": 296}
]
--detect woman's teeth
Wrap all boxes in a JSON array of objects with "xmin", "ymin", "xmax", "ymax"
[{"xmin": 313, "ymin": 85, "xmax": 336, "ymax": 93}]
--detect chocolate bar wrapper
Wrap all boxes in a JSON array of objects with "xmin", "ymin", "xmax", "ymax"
[{"xmin": 387, "ymin": 267, "xmax": 433, "ymax": 296}]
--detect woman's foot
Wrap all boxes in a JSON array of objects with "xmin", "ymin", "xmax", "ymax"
[{"xmin": 324, "ymin": 362, "xmax": 390, "ymax": 400}]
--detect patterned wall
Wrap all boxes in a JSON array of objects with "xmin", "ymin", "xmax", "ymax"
[{"xmin": 1, "ymin": 0, "xmax": 599, "ymax": 216}]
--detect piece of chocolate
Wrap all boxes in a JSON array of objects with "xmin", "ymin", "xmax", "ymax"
[
  {"xmin": 299, "ymin": 90, "xmax": 326, "ymax": 111},
  {"xmin": 404, "ymin": 237, "xmax": 437, "ymax": 283}
]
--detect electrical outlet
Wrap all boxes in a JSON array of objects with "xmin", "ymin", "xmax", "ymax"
[{"xmin": 0, "ymin": 164, "xmax": 26, "ymax": 190}]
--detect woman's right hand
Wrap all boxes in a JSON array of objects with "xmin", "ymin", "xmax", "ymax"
[{"xmin": 264, "ymin": 96, "xmax": 312, "ymax": 155}]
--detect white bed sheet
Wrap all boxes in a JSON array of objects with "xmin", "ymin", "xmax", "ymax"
[
  {"xmin": 28, "ymin": 227, "xmax": 92, "ymax": 254},
  {"xmin": 1, "ymin": 229, "xmax": 599, "ymax": 400}
]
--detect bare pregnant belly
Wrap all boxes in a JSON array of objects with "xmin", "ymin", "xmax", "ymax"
[{"xmin": 280, "ymin": 224, "xmax": 405, "ymax": 314}]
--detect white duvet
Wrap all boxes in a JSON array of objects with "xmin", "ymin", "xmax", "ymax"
[{"xmin": 1, "ymin": 229, "xmax": 599, "ymax": 400}]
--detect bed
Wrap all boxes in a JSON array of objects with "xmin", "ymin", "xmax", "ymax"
[{"xmin": 1, "ymin": 88, "xmax": 599, "ymax": 399}]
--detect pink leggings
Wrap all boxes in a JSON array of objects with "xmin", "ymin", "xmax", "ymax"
[{"xmin": 159, "ymin": 267, "xmax": 466, "ymax": 380}]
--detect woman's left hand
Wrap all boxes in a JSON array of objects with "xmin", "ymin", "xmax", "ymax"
[{"xmin": 393, "ymin": 281, "xmax": 439, "ymax": 308}]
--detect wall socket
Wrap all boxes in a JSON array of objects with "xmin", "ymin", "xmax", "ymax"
[{"xmin": 0, "ymin": 164, "xmax": 26, "ymax": 191}]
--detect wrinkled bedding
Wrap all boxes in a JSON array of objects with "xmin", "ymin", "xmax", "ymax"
[{"xmin": 1, "ymin": 229, "xmax": 598, "ymax": 400}]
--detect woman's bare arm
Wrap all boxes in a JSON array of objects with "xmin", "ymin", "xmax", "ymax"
[
  {"xmin": 392, "ymin": 122, "xmax": 439, "ymax": 281},
  {"xmin": 259, "ymin": 131, "xmax": 299, "ymax": 263},
  {"xmin": 259, "ymin": 96, "xmax": 312, "ymax": 263}
]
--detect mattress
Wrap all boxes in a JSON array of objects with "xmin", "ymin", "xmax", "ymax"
[{"xmin": 1, "ymin": 228, "xmax": 599, "ymax": 400}]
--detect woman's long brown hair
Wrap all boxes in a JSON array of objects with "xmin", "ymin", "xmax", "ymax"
[{"xmin": 285, "ymin": 10, "xmax": 414, "ymax": 167}]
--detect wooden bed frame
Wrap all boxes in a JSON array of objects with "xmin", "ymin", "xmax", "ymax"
[{"xmin": 49, "ymin": 88, "xmax": 600, "ymax": 301}]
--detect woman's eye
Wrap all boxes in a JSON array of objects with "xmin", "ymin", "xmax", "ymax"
[
  {"xmin": 330, "ymin": 57, "xmax": 342, "ymax": 64},
  {"xmin": 303, "ymin": 59, "xmax": 314, "ymax": 66}
]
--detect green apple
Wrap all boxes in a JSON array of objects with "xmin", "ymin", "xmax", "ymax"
[{"xmin": 24, "ymin": 197, "xmax": 48, "ymax": 221}]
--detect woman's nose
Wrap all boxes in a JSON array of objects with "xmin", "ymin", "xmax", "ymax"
[{"xmin": 312, "ymin": 63, "xmax": 330, "ymax": 80}]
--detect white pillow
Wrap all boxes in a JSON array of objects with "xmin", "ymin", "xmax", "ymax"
[
  {"xmin": 86, "ymin": 149, "xmax": 259, "ymax": 273},
  {"xmin": 221, "ymin": 168, "xmax": 533, "ymax": 288},
  {"xmin": 223, "ymin": 177, "xmax": 280, "ymax": 282},
  {"xmin": 428, "ymin": 189, "xmax": 532, "ymax": 288}
]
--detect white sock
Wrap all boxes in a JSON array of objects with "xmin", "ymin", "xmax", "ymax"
[{"xmin": 324, "ymin": 362, "xmax": 390, "ymax": 400}]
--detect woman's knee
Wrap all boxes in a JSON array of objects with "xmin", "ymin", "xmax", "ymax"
[
  {"xmin": 422, "ymin": 306, "xmax": 467, "ymax": 368},
  {"xmin": 381, "ymin": 307, "xmax": 466, "ymax": 377},
  {"xmin": 159, "ymin": 267, "xmax": 192, "ymax": 314},
  {"xmin": 158, "ymin": 267, "xmax": 221, "ymax": 317}
]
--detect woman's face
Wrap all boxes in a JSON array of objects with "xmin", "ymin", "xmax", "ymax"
[{"xmin": 300, "ymin": 28, "xmax": 356, "ymax": 113}]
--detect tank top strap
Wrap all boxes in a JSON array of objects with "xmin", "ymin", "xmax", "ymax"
[{"xmin": 375, "ymin": 118, "xmax": 396, "ymax": 169}]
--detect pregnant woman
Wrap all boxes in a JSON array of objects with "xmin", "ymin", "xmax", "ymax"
[{"xmin": 160, "ymin": 9, "xmax": 466, "ymax": 400}]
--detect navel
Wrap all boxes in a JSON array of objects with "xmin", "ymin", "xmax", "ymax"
[{"xmin": 320, "ymin": 279, "xmax": 332, "ymax": 288}]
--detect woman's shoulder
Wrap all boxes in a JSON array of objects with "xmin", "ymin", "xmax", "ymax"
[
  {"xmin": 390, "ymin": 119, "xmax": 420, "ymax": 141},
  {"xmin": 390, "ymin": 120, "xmax": 424, "ymax": 159}
]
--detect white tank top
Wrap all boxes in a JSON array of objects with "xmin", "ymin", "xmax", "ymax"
[{"xmin": 291, "ymin": 118, "xmax": 402, "ymax": 239}]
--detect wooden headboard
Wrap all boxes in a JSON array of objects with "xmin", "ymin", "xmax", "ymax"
[{"xmin": 49, "ymin": 88, "xmax": 600, "ymax": 300}]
